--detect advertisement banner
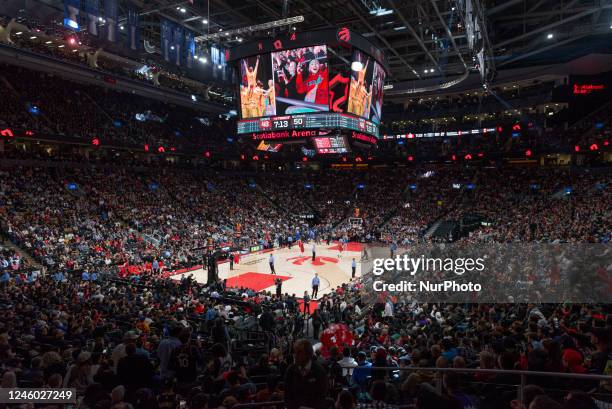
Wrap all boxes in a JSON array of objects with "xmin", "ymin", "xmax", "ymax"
[
  {"xmin": 63, "ymin": 0, "xmax": 80, "ymax": 31},
  {"xmin": 82, "ymin": 0, "xmax": 99, "ymax": 35},
  {"xmin": 126, "ymin": 8, "xmax": 140, "ymax": 51},
  {"xmin": 103, "ymin": 0, "xmax": 118, "ymax": 42}
]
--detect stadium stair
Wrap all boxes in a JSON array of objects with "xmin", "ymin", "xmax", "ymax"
[
  {"xmin": 251, "ymin": 181, "xmax": 312, "ymax": 219},
  {"xmin": 1, "ymin": 74, "xmax": 56, "ymax": 132},
  {"xmin": 0, "ymin": 235, "xmax": 45, "ymax": 273},
  {"xmin": 80, "ymin": 90, "xmax": 115, "ymax": 122},
  {"xmin": 424, "ymin": 219, "xmax": 445, "ymax": 239}
]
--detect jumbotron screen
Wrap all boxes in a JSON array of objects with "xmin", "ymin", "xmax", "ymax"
[
  {"xmin": 234, "ymin": 33, "xmax": 386, "ymax": 140},
  {"xmin": 239, "ymin": 45, "xmax": 329, "ymax": 119}
]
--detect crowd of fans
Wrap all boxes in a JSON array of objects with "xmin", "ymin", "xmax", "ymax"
[
  {"xmin": 0, "ymin": 64, "xmax": 235, "ymax": 153},
  {"xmin": 0, "ymin": 40, "xmax": 610, "ymax": 409},
  {"xmin": 0, "ymin": 155, "xmax": 610, "ymax": 409}
]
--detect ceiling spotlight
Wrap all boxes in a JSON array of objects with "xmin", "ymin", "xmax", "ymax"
[
  {"xmin": 424, "ymin": 69, "xmax": 429, "ymax": 73},
  {"xmin": 58, "ymin": 45, "xmax": 65, "ymax": 48},
  {"xmin": 170, "ymin": 46, "xmax": 175, "ymax": 50},
  {"xmin": 199, "ymin": 57, "xmax": 207, "ymax": 63},
  {"xmin": 547, "ymin": 33, "xmax": 554, "ymax": 39},
  {"xmin": 45, "ymin": 40, "xmax": 52, "ymax": 44},
  {"xmin": 452, "ymin": 6, "xmax": 456, "ymax": 10},
  {"xmin": 15, "ymin": 31, "xmax": 22, "ymax": 35},
  {"xmin": 30, "ymin": 36, "xmax": 37, "ymax": 39},
  {"xmin": 351, "ymin": 61, "xmax": 364, "ymax": 72},
  {"xmin": 237, "ymin": 37, "xmax": 243, "ymax": 42},
  {"xmin": 202, "ymin": 19, "xmax": 208, "ymax": 24},
  {"xmin": 119, "ymin": 25, "xmax": 124, "ymax": 30},
  {"xmin": 179, "ymin": 7, "xmax": 186, "ymax": 13},
  {"xmin": 217, "ymin": 64, "xmax": 222, "ymax": 69}
]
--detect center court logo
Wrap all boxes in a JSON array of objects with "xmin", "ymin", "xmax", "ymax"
[{"xmin": 286, "ymin": 256, "xmax": 338, "ymax": 266}]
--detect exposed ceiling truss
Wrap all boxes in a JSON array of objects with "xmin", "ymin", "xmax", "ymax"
[{"xmin": 12, "ymin": 0, "xmax": 612, "ymax": 85}]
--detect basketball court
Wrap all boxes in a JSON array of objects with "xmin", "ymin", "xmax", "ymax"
[{"xmin": 172, "ymin": 242, "xmax": 363, "ymax": 298}]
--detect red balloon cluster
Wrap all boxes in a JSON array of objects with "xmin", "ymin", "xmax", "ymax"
[{"xmin": 319, "ymin": 323, "xmax": 354, "ymax": 357}]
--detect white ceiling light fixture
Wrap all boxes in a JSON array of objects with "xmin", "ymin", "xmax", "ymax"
[
  {"xmin": 547, "ymin": 33, "xmax": 554, "ymax": 39},
  {"xmin": 351, "ymin": 61, "xmax": 364, "ymax": 72},
  {"xmin": 202, "ymin": 19, "xmax": 208, "ymax": 24}
]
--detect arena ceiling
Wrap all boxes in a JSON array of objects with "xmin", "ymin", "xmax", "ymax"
[
  {"xmin": 13, "ymin": 0, "xmax": 612, "ymax": 85},
  {"xmin": 133, "ymin": 0, "xmax": 612, "ymax": 81}
]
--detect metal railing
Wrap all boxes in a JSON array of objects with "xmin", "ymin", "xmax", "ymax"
[
  {"xmin": 346, "ymin": 366, "xmax": 612, "ymax": 407},
  {"xmin": 218, "ymin": 366, "xmax": 612, "ymax": 409}
]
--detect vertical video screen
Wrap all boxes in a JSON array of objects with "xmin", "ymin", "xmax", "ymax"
[
  {"xmin": 272, "ymin": 45, "xmax": 329, "ymax": 115},
  {"xmin": 370, "ymin": 62, "xmax": 386, "ymax": 124},
  {"xmin": 239, "ymin": 55, "xmax": 275, "ymax": 119},
  {"xmin": 347, "ymin": 50, "xmax": 375, "ymax": 120}
]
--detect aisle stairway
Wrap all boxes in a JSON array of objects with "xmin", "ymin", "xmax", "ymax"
[{"xmin": 0, "ymin": 235, "xmax": 44, "ymax": 273}]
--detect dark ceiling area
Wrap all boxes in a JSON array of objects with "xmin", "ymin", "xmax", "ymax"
[{"xmin": 5, "ymin": 0, "xmax": 612, "ymax": 85}]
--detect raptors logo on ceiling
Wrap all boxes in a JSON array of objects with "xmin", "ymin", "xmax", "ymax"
[{"xmin": 337, "ymin": 27, "xmax": 350, "ymax": 43}]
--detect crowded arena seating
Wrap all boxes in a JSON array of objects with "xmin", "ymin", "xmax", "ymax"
[
  {"xmin": 0, "ymin": 21, "xmax": 611, "ymax": 409},
  {"xmin": 1, "ymin": 148, "xmax": 610, "ymax": 407},
  {"xmin": 0, "ymin": 64, "xmax": 235, "ymax": 152}
]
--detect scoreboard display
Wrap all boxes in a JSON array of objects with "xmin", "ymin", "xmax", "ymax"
[
  {"xmin": 230, "ymin": 27, "xmax": 387, "ymax": 150},
  {"xmin": 313, "ymin": 135, "xmax": 348, "ymax": 154},
  {"xmin": 237, "ymin": 113, "xmax": 379, "ymax": 137}
]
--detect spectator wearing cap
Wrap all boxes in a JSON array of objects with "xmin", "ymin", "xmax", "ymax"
[
  {"xmin": 111, "ymin": 330, "xmax": 141, "ymax": 372},
  {"xmin": 64, "ymin": 351, "xmax": 93, "ymax": 395}
]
